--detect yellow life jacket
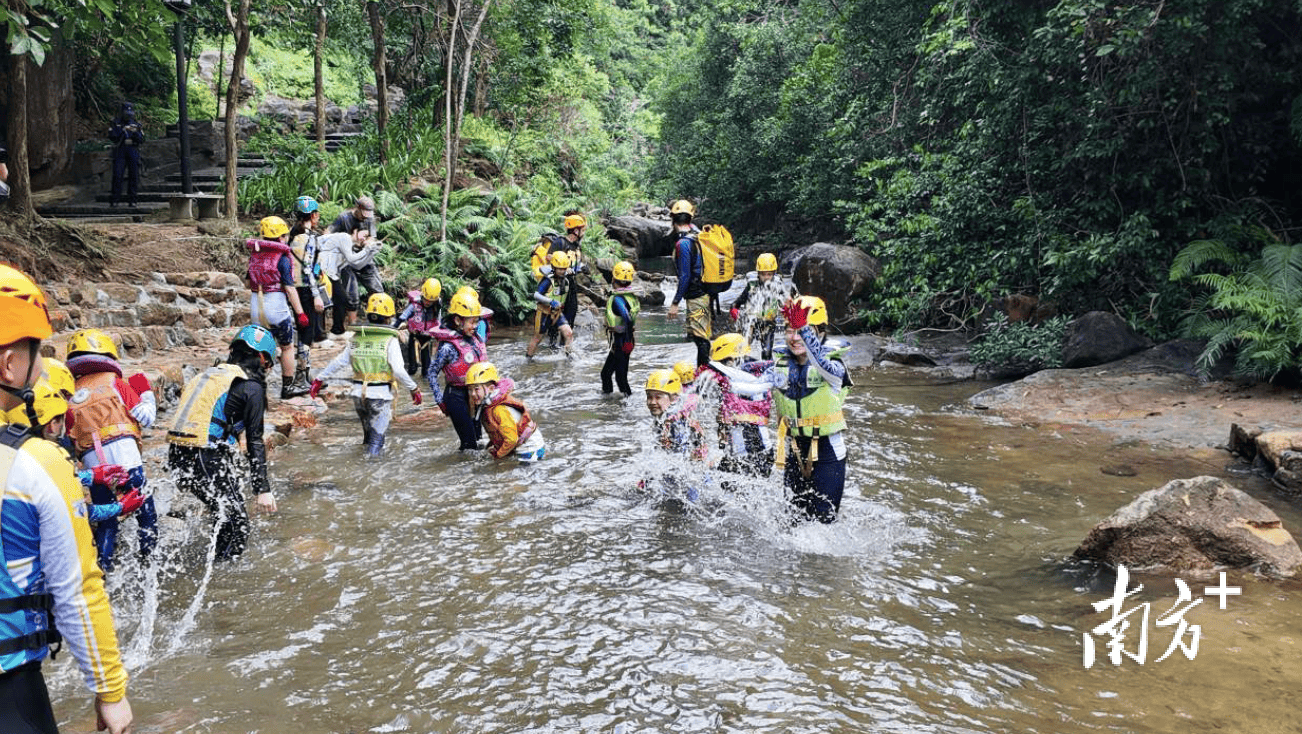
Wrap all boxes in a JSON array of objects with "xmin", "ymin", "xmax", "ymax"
[{"xmin": 167, "ymin": 364, "xmax": 247, "ymax": 447}]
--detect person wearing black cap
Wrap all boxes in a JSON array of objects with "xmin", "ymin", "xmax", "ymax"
[{"xmin": 108, "ymin": 103, "xmax": 144, "ymax": 208}]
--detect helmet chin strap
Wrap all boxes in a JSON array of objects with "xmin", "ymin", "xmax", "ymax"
[{"xmin": 0, "ymin": 340, "xmax": 42, "ymax": 427}]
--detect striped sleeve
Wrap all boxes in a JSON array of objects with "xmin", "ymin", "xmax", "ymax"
[{"xmin": 21, "ymin": 443, "xmax": 128, "ymax": 700}]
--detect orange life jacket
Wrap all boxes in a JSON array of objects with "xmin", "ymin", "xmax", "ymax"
[{"xmin": 68, "ymin": 371, "xmax": 141, "ymax": 458}]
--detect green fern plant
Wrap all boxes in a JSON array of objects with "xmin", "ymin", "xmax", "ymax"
[
  {"xmin": 970, "ymin": 313, "xmax": 1068, "ymax": 377},
  {"xmin": 1170, "ymin": 238, "xmax": 1302, "ymax": 382}
]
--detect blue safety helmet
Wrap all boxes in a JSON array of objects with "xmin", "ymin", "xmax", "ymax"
[
  {"xmin": 295, "ymin": 195, "xmax": 319, "ymax": 214},
  {"xmin": 232, "ymin": 325, "xmax": 277, "ymax": 363}
]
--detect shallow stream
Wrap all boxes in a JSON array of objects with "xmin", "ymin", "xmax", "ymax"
[{"xmin": 47, "ymin": 304, "xmax": 1302, "ymax": 734}]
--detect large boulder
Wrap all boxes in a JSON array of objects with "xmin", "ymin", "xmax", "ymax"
[
  {"xmin": 605, "ymin": 215, "xmax": 673, "ymax": 260},
  {"xmin": 1074, "ymin": 476, "xmax": 1302, "ymax": 577},
  {"xmin": 1062, "ymin": 311, "xmax": 1152, "ymax": 368},
  {"xmin": 787, "ymin": 243, "xmax": 880, "ymax": 329}
]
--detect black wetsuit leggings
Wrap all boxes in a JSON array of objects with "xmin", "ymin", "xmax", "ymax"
[
  {"xmin": 784, "ymin": 434, "xmax": 846, "ymax": 524},
  {"xmin": 0, "ymin": 662, "xmax": 58, "ymax": 733},
  {"xmin": 601, "ymin": 333, "xmax": 633, "ymax": 395},
  {"xmin": 444, "ymin": 384, "xmax": 481, "ymax": 450},
  {"xmin": 169, "ymin": 444, "xmax": 251, "ymax": 560},
  {"xmin": 405, "ymin": 334, "xmax": 434, "ymax": 377}
]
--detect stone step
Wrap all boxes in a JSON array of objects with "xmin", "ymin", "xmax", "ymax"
[
  {"xmin": 94, "ymin": 191, "xmax": 216, "ymax": 203},
  {"xmin": 37, "ymin": 203, "xmax": 166, "ymax": 218},
  {"xmin": 164, "ymin": 168, "xmax": 266, "ymax": 183}
]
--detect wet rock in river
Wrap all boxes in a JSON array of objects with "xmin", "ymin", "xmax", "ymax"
[{"xmin": 1075, "ymin": 475, "xmax": 1302, "ymax": 577}]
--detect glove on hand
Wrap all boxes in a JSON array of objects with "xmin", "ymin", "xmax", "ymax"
[
  {"xmin": 621, "ymin": 340, "xmax": 635, "ymax": 354},
  {"xmin": 92, "ymin": 465, "xmax": 129, "ymax": 490},
  {"xmin": 129, "ymin": 390, "xmax": 156, "ymax": 428},
  {"xmin": 729, "ymin": 307, "xmax": 740, "ymax": 321},
  {"xmin": 782, "ymin": 300, "xmax": 809, "ymax": 330},
  {"xmin": 438, "ymin": 401, "xmax": 448, "ymax": 416},
  {"xmin": 411, "ymin": 389, "xmax": 423, "ymax": 406},
  {"xmin": 117, "ymin": 489, "xmax": 145, "ymax": 516},
  {"xmin": 297, "ymin": 312, "xmax": 310, "ymax": 328},
  {"xmin": 549, "ymin": 299, "xmax": 561, "ymax": 310},
  {"xmin": 309, "ymin": 379, "xmax": 324, "ymax": 399}
]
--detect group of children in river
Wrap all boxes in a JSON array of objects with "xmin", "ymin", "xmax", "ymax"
[{"xmin": 10, "ymin": 198, "xmax": 851, "ymax": 580}]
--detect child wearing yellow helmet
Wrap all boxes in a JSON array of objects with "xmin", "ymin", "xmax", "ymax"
[
  {"xmin": 396, "ymin": 278, "xmax": 443, "ymax": 379},
  {"xmin": 665, "ymin": 199, "xmax": 710, "ymax": 367},
  {"xmin": 526, "ymin": 251, "xmax": 577, "ymax": 359},
  {"xmin": 465, "ymin": 362, "xmax": 546, "ymax": 462},
  {"xmin": 643, "ymin": 368, "xmax": 708, "ymax": 501},
  {"xmin": 755, "ymin": 296, "xmax": 853, "ymax": 524},
  {"xmin": 64, "ymin": 327, "xmax": 160, "ymax": 571},
  {"xmin": 729, "ymin": 252, "xmax": 798, "ymax": 360},
  {"xmin": 426, "ymin": 287, "xmax": 492, "ymax": 450},
  {"xmin": 696, "ymin": 333, "xmax": 775, "ymax": 478},
  {"xmin": 245, "ymin": 216, "xmax": 312, "ymax": 400},
  {"xmin": 601, "ymin": 261, "xmax": 640, "ymax": 396},
  {"xmin": 311, "ymin": 293, "xmax": 422, "ymax": 458}
]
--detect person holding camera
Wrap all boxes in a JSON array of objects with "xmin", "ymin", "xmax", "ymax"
[{"xmin": 108, "ymin": 102, "xmax": 145, "ymax": 208}]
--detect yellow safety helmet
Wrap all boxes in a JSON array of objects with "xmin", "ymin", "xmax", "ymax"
[
  {"xmin": 756, "ymin": 253, "xmax": 778, "ymax": 273},
  {"xmin": 612, "ymin": 261, "xmax": 636, "ymax": 282},
  {"xmin": 563, "ymin": 214, "xmax": 587, "ymax": 230},
  {"xmin": 366, "ymin": 292, "xmax": 396, "ymax": 318},
  {"xmin": 67, "ymin": 328, "xmax": 119, "ymax": 360},
  {"xmin": 793, "ymin": 295, "xmax": 829, "ymax": 327},
  {"xmin": 669, "ymin": 200, "xmax": 696, "ymax": 217},
  {"xmin": 259, "ymin": 215, "xmax": 290, "ymax": 240},
  {"xmin": 41, "ymin": 357, "xmax": 75, "ymax": 397},
  {"xmin": 420, "ymin": 278, "xmax": 442, "ymax": 302},
  {"xmin": 645, "ymin": 369, "xmax": 682, "ymax": 395},
  {"xmin": 0, "ymin": 264, "xmax": 53, "ymax": 345},
  {"xmin": 672, "ymin": 360, "xmax": 696, "ymax": 385},
  {"xmin": 465, "ymin": 361, "xmax": 500, "ymax": 387},
  {"xmin": 710, "ymin": 333, "xmax": 750, "ymax": 363},
  {"xmin": 448, "ymin": 288, "xmax": 483, "ymax": 318},
  {"xmin": 32, "ymin": 378, "xmax": 68, "ymax": 428},
  {"xmin": 549, "ymin": 251, "xmax": 572, "ymax": 270}
]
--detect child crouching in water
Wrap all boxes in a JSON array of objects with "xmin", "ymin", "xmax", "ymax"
[
  {"xmin": 465, "ymin": 362, "xmax": 545, "ymax": 462},
  {"xmin": 311, "ymin": 293, "xmax": 422, "ymax": 457}
]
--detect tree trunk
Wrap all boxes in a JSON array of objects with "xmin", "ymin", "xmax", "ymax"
[
  {"xmin": 366, "ymin": 0, "xmax": 389, "ymax": 163},
  {"xmin": 453, "ymin": 1, "xmax": 491, "ymax": 155},
  {"xmin": 223, "ymin": 0, "xmax": 252, "ymax": 219},
  {"xmin": 4, "ymin": 52, "xmax": 36, "ymax": 221},
  {"xmin": 314, "ymin": 2, "xmax": 327, "ymax": 153},
  {"xmin": 439, "ymin": 0, "xmax": 461, "ymax": 243}
]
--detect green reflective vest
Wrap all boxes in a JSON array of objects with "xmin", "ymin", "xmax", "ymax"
[
  {"xmin": 604, "ymin": 290, "xmax": 640, "ymax": 331},
  {"xmin": 349, "ymin": 325, "xmax": 399, "ymax": 384},
  {"xmin": 771, "ymin": 344, "xmax": 849, "ymax": 436}
]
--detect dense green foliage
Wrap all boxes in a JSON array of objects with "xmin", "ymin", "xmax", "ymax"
[
  {"xmin": 969, "ymin": 314, "xmax": 1069, "ymax": 377},
  {"xmin": 1170, "ymin": 238, "xmax": 1302, "ymax": 382},
  {"xmin": 657, "ymin": 0, "xmax": 1302, "ymax": 342}
]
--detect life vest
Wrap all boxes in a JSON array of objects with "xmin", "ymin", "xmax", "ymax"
[
  {"xmin": 658, "ymin": 395, "xmax": 708, "ymax": 461},
  {"xmin": 537, "ymin": 271, "xmax": 572, "ymax": 310},
  {"xmin": 404, "ymin": 292, "xmax": 440, "ymax": 336},
  {"xmin": 167, "ymin": 364, "xmax": 246, "ymax": 448},
  {"xmin": 771, "ymin": 341, "xmax": 851, "ymax": 437},
  {"xmin": 480, "ymin": 382, "xmax": 537, "ymax": 455},
  {"xmin": 715, "ymin": 373, "xmax": 772, "ymax": 426},
  {"xmin": 349, "ymin": 325, "xmax": 398, "ymax": 385},
  {"xmin": 0, "ymin": 426, "xmax": 63, "ymax": 666},
  {"xmin": 289, "ymin": 232, "xmax": 319, "ymax": 288},
  {"xmin": 68, "ymin": 372, "xmax": 140, "ymax": 459},
  {"xmin": 697, "ymin": 224, "xmax": 735, "ymax": 294},
  {"xmin": 245, "ymin": 238, "xmax": 292, "ymax": 293},
  {"xmin": 431, "ymin": 326, "xmax": 487, "ymax": 387},
  {"xmin": 745, "ymin": 272, "xmax": 787, "ymax": 321},
  {"xmin": 604, "ymin": 289, "xmax": 640, "ymax": 332}
]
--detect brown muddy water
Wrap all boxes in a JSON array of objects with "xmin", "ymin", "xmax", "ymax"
[{"xmin": 46, "ymin": 310, "xmax": 1302, "ymax": 734}]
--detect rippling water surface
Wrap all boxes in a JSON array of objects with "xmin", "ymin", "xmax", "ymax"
[{"xmin": 47, "ymin": 307, "xmax": 1302, "ymax": 734}]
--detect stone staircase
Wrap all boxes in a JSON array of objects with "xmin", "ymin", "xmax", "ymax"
[{"xmin": 37, "ymin": 122, "xmax": 363, "ymax": 222}]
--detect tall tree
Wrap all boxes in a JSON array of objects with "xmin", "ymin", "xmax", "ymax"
[
  {"xmin": 223, "ymin": 0, "xmax": 252, "ymax": 218},
  {"xmin": 314, "ymin": 0, "xmax": 327, "ymax": 153},
  {"xmin": 366, "ymin": 0, "xmax": 388, "ymax": 162},
  {"xmin": 439, "ymin": 0, "xmax": 490, "ymax": 241},
  {"xmin": 3, "ymin": 45, "xmax": 35, "ymax": 221}
]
